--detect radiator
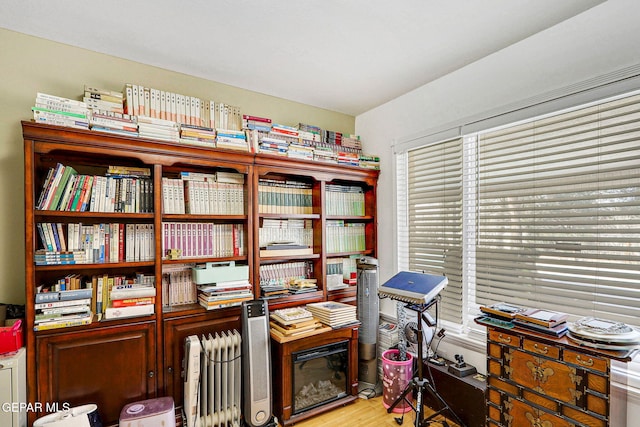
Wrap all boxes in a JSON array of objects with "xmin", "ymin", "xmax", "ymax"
[{"xmin": 187, "ymin": 330, "xmax": 243, "ymax": 427}]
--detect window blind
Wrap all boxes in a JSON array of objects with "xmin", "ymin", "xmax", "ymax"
[
  {"xmin": 407, "ymin": 139, "xmax": 463, "ymax": 323},
  {"xmin": 476, "ymin": 93, "xmax": 640, "ymax": 326}
]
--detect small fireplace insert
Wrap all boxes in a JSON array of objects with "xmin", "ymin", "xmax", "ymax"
[{"xmin": 291, "ymin": 340, "xmax": 349, "ymax": 414}]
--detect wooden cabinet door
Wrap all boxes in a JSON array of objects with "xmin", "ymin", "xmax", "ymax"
[
  {"xmin": 163, "ymin": 311, "xmax": 241, "ymax": 407},
  {"xmin": 35, "ymin": 321, "xmax": 156, "ymax": 426}
]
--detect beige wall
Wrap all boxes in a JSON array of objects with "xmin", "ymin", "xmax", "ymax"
[{"xmin": 0, "ymin": 28, "xmax": 355, "ymax": 305}]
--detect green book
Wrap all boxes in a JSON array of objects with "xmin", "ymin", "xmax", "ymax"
[{"xmin": 49, "ymin": 166, "xmax": 78, "ymax": 210}]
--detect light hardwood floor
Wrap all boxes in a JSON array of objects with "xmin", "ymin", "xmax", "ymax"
[{"xmin": 287, "ymin": 396, "xmax": 459, "ymax": 427}]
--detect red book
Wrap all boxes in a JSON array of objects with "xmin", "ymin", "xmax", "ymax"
[
  {"xmin": 242, "ymin": 114, "xmax": 272, "ymax": 123},
  {"xmin": 111, "ymin": 297, "xmax": 155, "ymax": 307}
]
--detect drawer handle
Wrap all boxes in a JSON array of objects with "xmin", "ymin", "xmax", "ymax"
[
  {"xmin": 498, "ymin": 334, "xmax": 512, "ymax": 344},
  {"xmin": 576, "ymin": 355, "xmax": 594, "ymax": 367},
  {"xmin": 533, "ymin": 343, "xmax": 549, "ymax": 354}
]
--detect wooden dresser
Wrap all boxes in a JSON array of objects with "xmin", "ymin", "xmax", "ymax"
[{"xmin": 478, "ymin": 322, "xmax": 635, "ymax": 427}]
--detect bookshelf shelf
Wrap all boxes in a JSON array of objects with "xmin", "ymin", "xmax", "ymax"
[{"xmin": 23, "ymin": 120, "xmax": 378, "ymax": 424}]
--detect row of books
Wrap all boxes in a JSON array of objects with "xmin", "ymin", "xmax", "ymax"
[
  {"xmin": 258, "ymin": 219, "xmax": 313, "ymax": 249},
  {"xmin": 37, "ymin": 162, "xmax": 153, "ymax": 213},
  {"xmin": 325, "ymin": 221, "xmax": 366, "ymax": 254},
  {"xmin": 160, "ymin": 222, "xmax": 245, "ymax": 259},
  {"xmin": 478, "ymin": 303, "xmax": 569, "ymax": 337},
  {"xmin": 32, "ymin": 91, "xmax": 381, "ymax": 170},
  {"xmin": 37, "ymin": 222, "xmax": 154, "ymax": 264},
  {"xmin": 197, "ymin": 279, "xmax": 253, "ymax": 310},
  {"xmin": 259, "ymin": 261, "xmax": 313, "ymax": 298},
  {"xmin": 161, "ymin": 263, "xmax": 197, "ymax": 307},
  {"xmin": 162, "ymin": 175, "xmax": 245, "ymax": 215},
  {"xmin": 123, "ymin": 83, "xmax": 243, "ymax": 130},
  {"xmin": 34, "ymin": 272, "xmax": 155, "ymax": 330},
  {"xmin": 326, "ymin": 184, "xmax": 366, "ymax": 216},
  {"xmin": 258, "ymin": 179, "xmax": 313, "ymax": 214}
]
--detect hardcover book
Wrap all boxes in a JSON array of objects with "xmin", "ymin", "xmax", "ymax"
[{"xmin": 514, "ymin": 308, "xmax": 568, "ymax": 328}]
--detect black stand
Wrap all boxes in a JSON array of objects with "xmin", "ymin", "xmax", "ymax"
[{"xmin": 387, "ymin": 297, "xmax": 466, "ymax": 427}]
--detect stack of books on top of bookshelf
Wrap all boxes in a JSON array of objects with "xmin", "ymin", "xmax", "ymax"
[
  {"xmin": 32, "ymin": 93, "xmax": 89, "ymax": 130},
  {"xmin": 306, "ymin": 301, "xmax": 358, "ymax": 329},
  {"xmin": 34, "ymin": 285, "xmax": 93, "ymax": 331},
  {"xmin": 197, "ymin": 279, "xmax": 253, "ymax": 310}
]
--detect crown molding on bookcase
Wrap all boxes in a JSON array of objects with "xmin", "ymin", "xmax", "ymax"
[{"xmin": 394, "ymin": 63, "xmax": 640, "ymax": 154}]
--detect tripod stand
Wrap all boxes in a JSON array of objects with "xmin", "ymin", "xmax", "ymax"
[{"xmin": 387, "ymin": 297, "xmax": 466, "ymax": 427}]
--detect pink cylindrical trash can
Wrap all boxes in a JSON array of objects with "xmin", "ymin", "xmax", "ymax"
[{"xmin": 381, "ymin": 349, "xmax": 414, "ymax": 413}]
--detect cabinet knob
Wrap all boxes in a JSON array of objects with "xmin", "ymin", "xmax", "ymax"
[
  {"xmin": 148, "ymin": 371, "xmax": 155, "ymax": 378},
  {"xmin": 168, "ymin": 367, "xmax": 173, "ymax": 374},
  {"xmin": 0, "ymin": 364, "xmax": 4, "ymax": 369}
]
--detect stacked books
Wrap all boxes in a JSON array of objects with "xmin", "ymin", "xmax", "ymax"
[
  {"xmin": 259, "ymin": 242, "xmax": 313, "ymax": 257},
  {"xmin": 326, "ymin": 258, "xmax": 348, "ymax": 291},
  {"xmin": 242, "ymin": 114, "xmax": 272, "ymax": 132},
  {"xmin": 179, "ymin": 124, "xmax": 216, "ymax": 148},
  {"xmin": 216, "ymin": 129, "xmax": 248, "ymax": 151},
  {"xmin": 34, "ymin": 288, "xmax": 93, "ymax": 331},
  {"xmin": 567, "ymin": 317, "xmax": 640, "ymax": 350},
  {"xmin": 359, "ymin": 154, "xmax": 380, "ymax": 170},
  {"xmin": 513, "ymin": 308, "xmax": 569, "ymax": 337},
  {"xmin": 137, "ymin": 115, "xmax": 180, "ymax": 142},
  {"xmin": 288, "ymin": 278, "xmax": 318, "ymax": 295},
  {"xmin": 305, "ymin": 301, "xmax": 358, "ymax": 328},
  {"xmin": 337, "ymin": 151, "xmax": 360, "ymax": 167},
  {"xmin": 89, "ymin": 110, "xmax": 138, "ymax": 137},
  {"xmin": 84, "ymin": 85, "xmax": 124, "ymax": 113},
  {"xmin": 269, "ymin": 307, "xmax": 323, "ymax": 339},
  {"xmin": 259, "ymin": 261, "xmax": 312, "ymax": 299},
  {"xmin": 287, "ymin": 141, "xmax": 314, "ymax": 161},
  {"xmin": 259, "ymin": 136, "xmax": 289, "ymax": 156},
  {"xmin": 478, "ymin": 303, "xmax": 569, "ymax": 337},
  {"xmin": 32, "ymin": 93, "xmax": 89, "ymax": 130},
  {"xmin": 297, "ymin": 123, "xmax": 323, "ymax": 142},
  {"xmin": 105, "ymin": 282, "xmax": 156, "ymax": 320},
  {"xmin": 197, "ymin": 279, "xmax": 253, "ymax": 310},
  {"xmin": 312, "ymin": 145, "xmax": 339, "ymax": 164}
]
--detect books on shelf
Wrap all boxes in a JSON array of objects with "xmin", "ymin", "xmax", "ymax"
[
  {"xmin": 104, "ymin": 303, "xmax": 154, "ymax": 320},
  {"xmin": 326, "ymin": 184, "xmax": 365, "ymax": 216},
  {"xmin": 259, "ymin": 246, "xmax": 313, "ymax": 257},
  {"xmin": 258, "ymin": 179, "xmax": 313, "ymax": 215},
  {"xmin": 162, "ymin": 263, "xmax": 198, "ymax": 307},
  {"xmin": 325, "ymin": 221, "xmax": 365, "ymax": 253},
  {"xmin": 161, "ymin": 222, "xmax": 245, "ymax": 259},
  {"xmin": 259, "ymin": 261, "xmax": 313, "ymax": 299}
]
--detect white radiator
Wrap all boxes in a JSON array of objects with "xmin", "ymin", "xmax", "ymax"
[{"xmin": 185, "ymin": 330, "xmax": 243, "ymax": 427}]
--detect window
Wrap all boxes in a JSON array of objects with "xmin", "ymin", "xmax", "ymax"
[
  {"xmin": 401, "ymin": 92, "xmax": 640, "ymax": 328},
  {"xmin": 400, "ymin": 138, "xmax": 464, "ymax": 324}
]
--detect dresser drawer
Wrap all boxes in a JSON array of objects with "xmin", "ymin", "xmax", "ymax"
[
  {"xmin": 564, "ymin": 349, "xmax": 608, "ymax": 373},
  {"xmin": 489, "ymin": 329, "xmax": 521, "ymax": 348},
  {"xmin": 523, "ymin": 338, "xmax": 560, "ymax": 359},
  {"xmin": 562, "ymin": 404, "xmax": 607, "ymax": 427}
]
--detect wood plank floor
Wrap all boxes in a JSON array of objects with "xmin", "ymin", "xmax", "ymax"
[{"xmin": 286, "ymin": 395, "xmax": 460, "ymax": 427}]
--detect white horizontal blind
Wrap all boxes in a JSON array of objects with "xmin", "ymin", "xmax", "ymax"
[
  {"xmin": 476, "ymin": 93, "xmax": 640, "ymax": 326},
  {"xmin": 408, "ymin": 139, "xmax": 463, "ymax": 323}
]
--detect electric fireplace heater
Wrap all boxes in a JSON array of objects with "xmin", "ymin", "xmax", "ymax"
[{"xmin": 291, "ymin": 341, "xmax": 349, "ymax": 415}]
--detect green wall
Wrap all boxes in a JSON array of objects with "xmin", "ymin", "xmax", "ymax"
[{"xmin": 0, "ymin": 28, "xmax": 355, "ymax": 304}]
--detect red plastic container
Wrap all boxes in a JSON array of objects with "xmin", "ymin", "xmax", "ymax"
[{"xmin": 0, "ymin": 319, "xmax": 23, "ymax": 354}]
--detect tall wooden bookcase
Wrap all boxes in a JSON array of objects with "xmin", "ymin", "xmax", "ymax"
[{"xmin": 22, "ymin": 121, "xmax": 378, "ymax": 425}]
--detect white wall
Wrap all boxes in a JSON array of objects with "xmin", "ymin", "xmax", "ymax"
[{"xmin": 357, "ymin": 0, "xmax": 640, "ymax": 423}]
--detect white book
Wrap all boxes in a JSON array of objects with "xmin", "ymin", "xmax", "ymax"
[{"xmin": 104, "ymin": 303, "xmax": 154, "ymax": 320}]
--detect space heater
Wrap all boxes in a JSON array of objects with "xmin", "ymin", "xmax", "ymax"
[
  {"xmin": 183, "ymin": 331, "xmax": 242, "ymax": 427},
  {"xmin": 356, "ymin": 256, "xmax": 379, "ymax": 384}
]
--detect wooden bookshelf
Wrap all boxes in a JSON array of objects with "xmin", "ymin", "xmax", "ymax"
[{"xmin": 23, "ymin": 121, "xmax": 378, "ymax": 425}]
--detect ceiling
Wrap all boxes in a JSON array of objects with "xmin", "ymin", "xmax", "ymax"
[{"xmin": 0, "ymin": 0, "xmax": 605, "ymax": 116}]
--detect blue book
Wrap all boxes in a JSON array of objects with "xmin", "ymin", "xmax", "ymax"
[{"xmin": 378, "ymin": 271, "xmax": 448, "ymax": 304}]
